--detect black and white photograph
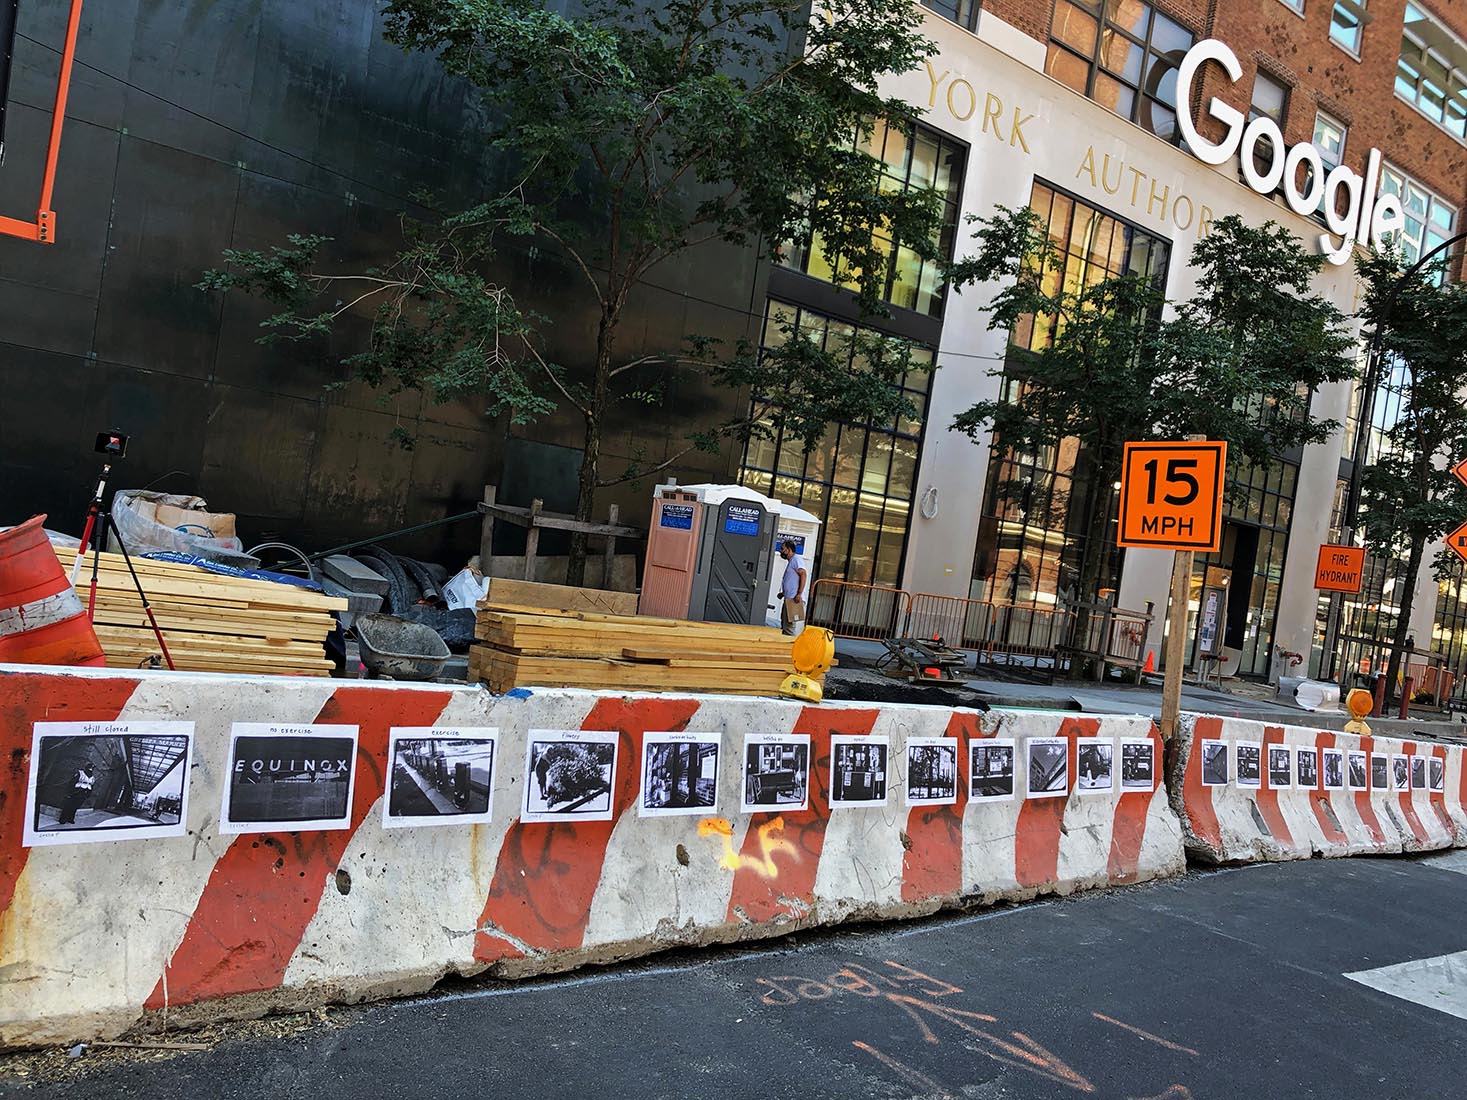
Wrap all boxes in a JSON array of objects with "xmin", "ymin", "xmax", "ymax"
[
  {"xmin": 1236, "ymin": 742, "xmax": 1262, "ymax": 788},
  {"xmin": 23, "ymin": 722, "xmax": 193, "ymax": 847},
  {"xmin": 970, "ymin": 740, "xmax": 1016, "ymax": 801},
  {"xmin": 222, "ymin": 724, "xmax": 358, "ymax": 834},
  {"xmin": 1027, "ymin": 737, "xmax": 1069, "ymax": 799},
  {"xmin": 906, "ymin": 737, "xmax": 959, "ymax": 807},
  {"xmin": 1076, "ymin": 738, "xmax": 1114, "ymax": 794},
  {"xmin": 1431, "ymin": 757, "xmax": 1446, "ymax": 792},
  {"xmin": 1393, "ymin": 754, "xmax": 1410, "ymax": 792},
  {"xmin": 829, "ymin": 735, "xmax": 889, "ymax": 807},
  {"xmin": 1297, "ymin": 748, "xmax": 1319, "ymax": 789},
  {"xmin": 742, "ymin": 733, "xmax": 810, "ymax": 812},
  {"xmin": 383, "ymin": 728, "xmax": 495, "ymax": 828},
  {"xmin": 1201, "ymin": 740, "xmax": 1229, "ymax": 787},
  {"xmin": 1267, "ymin": 745, "xmax": 1292, "ymax": 790},
  {"xmin": 1347, "ymin": 749, "xmax": 1368, "ymax": 792},
  {"xmin": 523, "ymin": 730, "xmax": 619, "ymax": 822},
  {"xmin": 1411, "ymin": 756, "xmax": 1427, "ymax": 790},
  {"xmin": 641, "ymin": 732, "xmax": 720, "ymax": 817},
  {"xmin": 1372, "ymin": 754, "xmax": 1390, "ymax": 791},
  {"xmin": 1120, "ymin": 739, "xmax": 1155, "ymax": 791},
  {"xmin": 1322, "ymin": 748, "xmax": 1345, "ymax": 791}
]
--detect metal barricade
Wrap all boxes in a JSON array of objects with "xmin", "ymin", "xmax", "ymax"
[
  {"xmin": 906, "ymin": 593, "xmax": 1074, "ymax": 677},
  {"xmin": 806, "ymin": 579, "xmax": 911, "ymax": 641}
]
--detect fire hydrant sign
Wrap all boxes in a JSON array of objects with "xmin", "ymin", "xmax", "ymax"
[
  {"xmin": 1117, "ymin": 441, "xmax": 1227, "ymax": 551},
  {"xmin": 1314, "ymin": 544, "xmax": 1365, "ymax": 593}
]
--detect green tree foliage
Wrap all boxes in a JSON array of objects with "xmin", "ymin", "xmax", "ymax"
[
  {"xmin": 200, "ymin": 0, "xmax": 946, "ymax": 582},
  {"xmin": 949, "ymin": 208, "xmax": 1355, "ymax": 663},
  {"xmin": 1356, "ymin": 247, "xmax": 1467, "ymax": 699}
]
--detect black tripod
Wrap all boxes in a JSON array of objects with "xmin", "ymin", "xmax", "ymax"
[{"xmin": 70, "ymin": 460, "xmax": 175, "ymax": 671}]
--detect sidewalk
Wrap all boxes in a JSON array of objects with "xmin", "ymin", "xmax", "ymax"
[{"xmin": 828, "ymin": 638, "xmax": 1467, "ymax": 743}]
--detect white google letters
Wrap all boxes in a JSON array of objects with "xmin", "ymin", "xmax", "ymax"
[{"xmin": 1177, "ymin": 39, "xmax": 1405, "ymax": 266}]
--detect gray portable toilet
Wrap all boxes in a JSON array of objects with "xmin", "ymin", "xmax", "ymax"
[{"xmin": 687, "ymin": 493, "xmax": 778, "ymax": 626}]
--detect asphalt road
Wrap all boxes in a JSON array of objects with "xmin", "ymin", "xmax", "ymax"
[{"xmin": 5, "ymin": 853, "xmax": 1467, "ymax": 1100}]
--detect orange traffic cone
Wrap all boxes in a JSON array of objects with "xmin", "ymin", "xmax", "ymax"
[
  {"xmin": 1142, "ymin": 650, "xmax": 1156, "ymax": 674},
  {"xmin": 0, "ymin": 515, "xmax": 106, "ymax": 667}
]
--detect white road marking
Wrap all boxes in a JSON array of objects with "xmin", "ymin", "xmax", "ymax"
[{"xmin": 1346, "ymin": 950, "xmax": 1467, "ymax": 1021}]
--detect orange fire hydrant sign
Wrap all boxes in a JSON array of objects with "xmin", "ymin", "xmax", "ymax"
[
  {"xmin": 1117, "ymin": 441, "xmax": 1226, "ymax": 552},
  {"xmin": 1314, "ymin": 544, "xmax": 1365, "ymax": 593}
]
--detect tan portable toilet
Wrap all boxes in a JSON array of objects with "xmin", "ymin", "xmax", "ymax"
[{"xmin": 638, "ymin": 485, "xmax": 706, "ymax": 619}]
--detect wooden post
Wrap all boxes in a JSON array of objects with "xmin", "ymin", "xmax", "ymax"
[
  {"xmin": 479, "ymin": 484, "xmax": 497, "ymax": 573},
  {"xmin": 602, "ymin": 503, "xmax": 619, "ymax": 590},
  {"xmin": 523, "ymin": 498, "xmax": 542, "ymax": 581},
  {"xmin": 1160, "ymin": 549, "xmax": 1194, "ymax": 741}
]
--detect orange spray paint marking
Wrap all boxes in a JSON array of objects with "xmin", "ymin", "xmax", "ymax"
[
  {"xmin": 698, "ymin": 815, "xmax": 796, "ymax": 877},
  {"xmin": 1093, "ymin": 1012, "xmax": 1200, "ymax": 1056}
]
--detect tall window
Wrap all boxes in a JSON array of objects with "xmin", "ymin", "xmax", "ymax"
[
  {"xmin": 778, "ymin": 119, "xmax": 966, "ymax": 319},
  {"xmin": 1044, "ymin": 1, "xmax": 1196, "ymax": 144},
  {"xmin": 1379, "ymin": 163, "xmax": 1459, "ymax": 268},
  {"xmin": 1396, "ymin": 2, "xmax": 1467, "ymax": 139},
  {"xmin": 739, "ymin": 300, "xmax": 931, "ymax": 586},
  {"xmin": 971, "ymin": 182, "xmax": 1171, "ymax": 609},
  {"xmin": 1330, "ymin": 0, "xmax": 1366, "ymax": 55},
  {"xmin": 1312, "ymin": 110, "xmax": 1347, "ymax": 169},
  {"xmin": 922, "ymin": 0, "xmax": 981, "ymax": 32},
  {"xmin": 1248, "ymin": 71, "xmax": 1289, "ymax": 178}
]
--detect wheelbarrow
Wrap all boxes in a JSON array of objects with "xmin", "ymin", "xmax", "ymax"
[{"xmin": 354, "ymin": 613, "xmax": 450, "ymax": 681}]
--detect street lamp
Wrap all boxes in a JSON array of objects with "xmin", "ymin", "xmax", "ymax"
[{"xmin": 1323, "ymin": 229, "xmax": 1467, "ymax": 683}]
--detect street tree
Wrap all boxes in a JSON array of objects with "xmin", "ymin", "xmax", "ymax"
[
  {"xmin": 200, "ymin": 0, "xmax": 946, "ymax": 583},
  {"xmin": 950, "ymin": 208, "xmax": 1355, "ymax": 665},
  {"xmin": 1355, "ymin": 248, "xmax": 1467, "ymax": 700}
]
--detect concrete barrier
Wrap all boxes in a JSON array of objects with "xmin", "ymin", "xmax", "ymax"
[
  {"xmin": 1169, "ymin": 714, "xmax": 1467, "ymax": 864},
  {"xmin": 0, "ymin": 666, "xmax": 1183, "ymax": 1048}
]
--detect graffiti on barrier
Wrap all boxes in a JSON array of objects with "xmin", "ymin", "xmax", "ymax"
[{"xmin": 698, "ymin": 815, "xmax": 797, "ymax": 878}]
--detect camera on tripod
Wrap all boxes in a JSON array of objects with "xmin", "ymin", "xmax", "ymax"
[{"xmin": 94, "ymin": 430, "xmax": 128, "ymax": 458}]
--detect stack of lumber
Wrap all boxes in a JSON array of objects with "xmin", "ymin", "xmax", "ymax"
[
  {"xmin": 469, "ymin": 604, "xmax": 804, "ymax": 696},
  {"xmin": 61, "ymin": 550, "xmax": 346, "ymax": 676},
  {"xmin": 483, "ymin": 576, "xmax": 639, "ymax": 616}
]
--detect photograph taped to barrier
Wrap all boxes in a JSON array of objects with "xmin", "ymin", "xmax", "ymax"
[
  {"xmin": 1431, "ymin": 757, "xmax": 1446, "ymax": 791},
  {"xmin": 1371, "ymin": 754, "xmax": 1389, "ymax": 791},
  {"xmin": 742, "ymin": 733, "xmax": 810, "ymax": 813},
  {"xmin": 1076, "ymin": 738, "xmax": 1114, "ymax": 794},
  {"xmin": 1296, "ymin": 747, "xmax": 1319, "ymax": 789},
  {"xmin": 1236, "ymin": 742, "xmax": 1262, "ymax": 788},
  {"xmin": 524, "ymin": 730, "xmax": 618, "ymax": 823},
  {"xmin": 641, "ymin": 732, "xmax": 719, "ymax": 817},
  {"xmin": 905, "ymin": 737, "xmax": 959, "ymax": 806},
  {"xmin": 1411, "ymin": 755, "xmax": 1427, "ymax": 790},
  {"xmin": 1347, "ymin": 749, "xmax": 1368, "ymax": 792},
  {"xmin": 1120, "ymin": 739, "xmax": 1155, "ymax": 791},
  {"xmin": 1392, "ymin": 754, "xmax": 1410, "ymax": 792},
  {"xmin": 1322, "ymin": 748, "xmax": 1345, "ymax": 791},
  {"xmin": 383, "ymin": 728, "xmax": 495, "ymax": 829},
  {"xmin": 1201, "ymin": 740, "xmax": 1229, "ymax": 787},
  {"xmin": 829, "ymin": 735, "xmax": 889, "ymax": 807},
  {"xmin": 1267, "ymin": 745, "xmax": 1292, "ymax": 790},
  {"xmin": 970, "ymin": 740, "xmax": 1016, "ymax": 801},
  {"xmin": 23, "ymin": 722, "xmax": 194, "ymax": 848},
  {"xmin": 1027, "ymin": 737, "xmax": 1069, "ymax": 799},
  {"xmin": 221, "ymin": 724, "xmax": 358, "ymax": 834}
]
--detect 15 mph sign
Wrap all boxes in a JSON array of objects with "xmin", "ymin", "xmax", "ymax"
[{"xmin": 1117, "ymin": 441, "xmax": 1227, "ymax": 552}]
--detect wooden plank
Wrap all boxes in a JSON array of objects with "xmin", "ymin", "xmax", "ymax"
[
  {"xmin": 483, "ymin": 578, "xmax": 638, "ymax": 617},
  {"xmin": 477, "ymin": 502, "xmax": 644, "ymax": 539},
  {"xmin": 475, "ymin": 604, "xmax": 781, "ymax": 639}
]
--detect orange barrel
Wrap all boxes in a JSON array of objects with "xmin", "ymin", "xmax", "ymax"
[{"xmin": 0, "ymin": 515, "xmax": 106, "ymax": 667}]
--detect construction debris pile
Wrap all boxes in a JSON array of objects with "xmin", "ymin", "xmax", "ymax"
[
  {"xmin": 72, "ymin": 550, "xmax": 344, "ymax": 676},
  {"xmin": 469, "ymin": 580, "xmax": 800, "ymax": 696}
]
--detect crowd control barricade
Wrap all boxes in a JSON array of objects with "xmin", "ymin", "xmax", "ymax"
[{"xmin": 805, "ymin": 579, "xmax": 910, "ymax": 641}]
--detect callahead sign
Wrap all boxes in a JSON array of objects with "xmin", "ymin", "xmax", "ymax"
[{"xmin": 1178, "ymin": 39, "xmax": 1405, "ymax": 266}]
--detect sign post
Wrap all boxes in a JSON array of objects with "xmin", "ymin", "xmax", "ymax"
[{"xmin": 1118, "ymin": 439, "xmax": 1227, "ymax": 740}]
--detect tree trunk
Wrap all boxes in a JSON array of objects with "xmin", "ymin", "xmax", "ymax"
[
  {"xmin": 1066, "ymin": 454, "xmax": 1117, "ymax": 680},
  {"xmin": 566, "ymin": 306, "xmax": 619, "ymax": 588},
  {"xmin": 1383, "ymin": 532, "xmax": 1425, "ymax": 709}
]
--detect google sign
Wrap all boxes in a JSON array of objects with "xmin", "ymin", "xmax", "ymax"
[{"xmin": 1178, "ymin": 40, "xmax": 1405, "ymax": 267}]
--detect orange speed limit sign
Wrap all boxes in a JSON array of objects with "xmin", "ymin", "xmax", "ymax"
[{"xmin": 1117, "ymin": 441, "xmax": 1227, "ymax": 551}]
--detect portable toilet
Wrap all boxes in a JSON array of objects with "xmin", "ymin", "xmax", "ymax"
[{"xmin": 638, "ymin": 482, "xmax": 781, "ymax": 626}]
